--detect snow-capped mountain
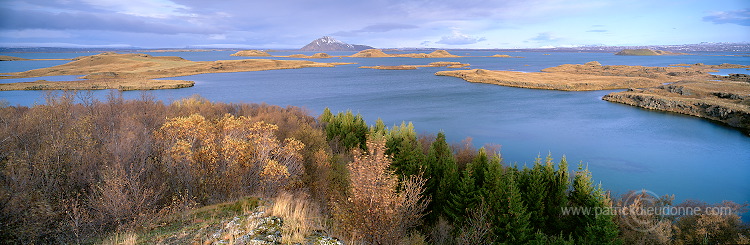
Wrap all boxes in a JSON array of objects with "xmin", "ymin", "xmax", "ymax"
[{"xmin": 299, "ymin": 36, "xmax": 373, "ymax": 51}]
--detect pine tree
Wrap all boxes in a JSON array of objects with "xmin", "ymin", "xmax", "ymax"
[
  {"xmin": 545, "ymin": 156, "xmax": 570, "ymax": 234},
  {"xmin": 423, "ymin": 132, "xmax": 458, "ymax": 225},
  {"xmin": 385, "ymin": 122, "xmax": 423, "ymax": 179},
  {"xmin": 446, "ymin": 169, "xmax": 477, "ymax": 225},
  {"xmin": 492, "ymin": 169, "xmax": 531, "ymax": 243}
]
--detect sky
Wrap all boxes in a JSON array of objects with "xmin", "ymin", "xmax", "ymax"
[{"xmin": 0, "ymin": 0, "xmax": 748, "ymax": 49}]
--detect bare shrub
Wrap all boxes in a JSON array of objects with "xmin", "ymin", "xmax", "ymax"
[{"xmin": 333, "ymin": 139, "xmax": 428, "ymax": 244}]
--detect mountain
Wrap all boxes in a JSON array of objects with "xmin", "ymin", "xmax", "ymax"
[{"xmin": 299, "ymin": 36, "xmax": 373, "ymax": 51}]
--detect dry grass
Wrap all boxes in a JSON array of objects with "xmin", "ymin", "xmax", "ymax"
[
  {"xmin": 360, "ymin": 61, "xmax": 470, "ymax": 70},
  {"xmin": 230, "ymin": 50, "xmax": 272, "ymax": 57},
  {"xmin": 349, "ymin": 49, "xmax": 462, "ymax": 58},
  {"xmin": 266, "ymin": 192, "xmax": 323, "ymax": 244},
  {"xmin": 101, "ymin": 232, "xmax": 138, "ymax": 245},
  {"xmin": 0, "ymin": 79, "xmax": 194, "ymax": 91},
  {"xmin": 437, "ymin": 68, "xmax": 663, "ymax": 91}
]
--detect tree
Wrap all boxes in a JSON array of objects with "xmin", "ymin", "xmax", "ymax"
[
  {"xmin": 491, "ymin": 169, "xmax": 531, "ymax": 243},
  {"xmin": 423, "ymin": 132, "xmax": 459, "ymax": 225},
  {"xmin": 333, "ymin": 139, "xmax": 428, "ymax": 244}
]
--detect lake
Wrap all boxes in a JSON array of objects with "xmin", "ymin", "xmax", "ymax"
[{"xmin": 1, "ymin": 50, "xmax": 749, "ymax": 208}]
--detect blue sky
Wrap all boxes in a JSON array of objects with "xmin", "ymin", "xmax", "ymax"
[{"xmin": 0, "ymin": 0, "xmax": 748, "ymax": 49}]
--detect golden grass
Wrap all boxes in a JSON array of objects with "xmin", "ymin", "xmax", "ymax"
[
  {"xmin": 266, "ymin": 192, "xmax": 323, "ymax": 244},
  {"xmin": 349, "ymin": 49, "xmax": 462, "ymax": 58},
  {"xmin": 230, "ymin": 50, "xmax": 272, "ymax": 57},
  {"xmin": 100, "ymin": 232, "xmax": 138, "ymax": 245},
  {"xmin": 437, "ymin": 69, "xmax": 662, "ymax": 91},
  {"xmin": 0, "ymin": 79, "xmax": 194, "ymax": 91},
  {"xmin": 360, "ymin": 61, "xmax": 470, "ymax": 70}
]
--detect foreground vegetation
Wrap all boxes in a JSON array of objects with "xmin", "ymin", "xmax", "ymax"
[{"xmin": 0, "ymin": 92, "xmax": 747, "ymax": 244}]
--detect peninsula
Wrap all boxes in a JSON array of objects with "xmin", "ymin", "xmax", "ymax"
[
  {"xmin": 436, "ymin": 61, "xmax": 750, "ymax": 133},
  {"xmin": 0, "ymin": 52, "xmax": 353, "ymax": 91}
]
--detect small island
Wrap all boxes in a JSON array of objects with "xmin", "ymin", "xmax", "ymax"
[
  {"xmin": 0, "ymin": 55, "xmax": 30, "ymax": 61},
  {"xmin": 0, "ymin": 52, "xmax": 353, "ymax": 91},
  {"xmin": 360, "ymin": 61, "xmax": 470, "ymax": 70},
  {"xmin": 230, "ymin": 50, "xmax": 272, "ymax": 57},
  {"xmin": 349, "ymin": 49, "xmax": 462, "ymax": 58},
  {"xmin": 615, "ymin": 49, "xmax": 688, "ymax": 56}
]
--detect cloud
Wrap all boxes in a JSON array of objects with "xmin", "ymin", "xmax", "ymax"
[
  {"xmin": 436, "ymin": 30, "xmax": 485, "ymax": 45},
  {"xmin": 528, "ymin": 32, "xmax": 561, "ymax": 42},
  {"xmin": 81, "ymin": 0, "xmax": 191, "ymax": 18},
  {"xmin": 586, "ymin": 29, "xmax": 608, "ymax": 33},
  {"xmin": 332, "ymin": 23, "xmax": 418, "ymax": 36},
  {"xmin": 0, "ymin": 6, "xmax": 220, "ymax": 35},
  {"xmin": 0, "ymin": 29, "xmax": 73, "ymax": 38},
  {"xmin": 703, "ymin": 9, "xmax": 750, "ymax": 26}
]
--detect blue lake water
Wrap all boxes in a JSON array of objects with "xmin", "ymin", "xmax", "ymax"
[{"xmin": 1, "ymin": 51, "xmax": 749, "ymax": 208}]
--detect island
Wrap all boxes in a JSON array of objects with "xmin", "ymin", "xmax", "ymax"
[
  {"xmin": 615, "ymin": 49, "xmax": 688, "ymax": 56},
  {"xmin": 284, "ymin": 53, "xmax": 333, "ymax": 59},
  {"xmin": 360, "ymin": 62, "xmax": 470, "ymax": 70},
  {"xmin": 349, "ymin": 49, "xmax": 462, "ymax": 58},
  {"xmin": 0, "ymin": 55, "xmax": 30, "ymax": 61},
  {"xmin": 230, "ymin": 50, "xmax": 272, "ymax": 57},
  {"xmin": 0, "ymin": 52, "xmax": 353, "ymax": 91},
  {"xmin": 436, "ymin": 61, "xmax": 750, "ymax": 133}
]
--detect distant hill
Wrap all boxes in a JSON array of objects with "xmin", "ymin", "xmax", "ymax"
[
  {"xmin": 615, "ymin": 49, "xmax": 688, "ymax": 56},
  {"xmin": 300, "ymin": 36, "xmax": 373, "ymax": 51}
]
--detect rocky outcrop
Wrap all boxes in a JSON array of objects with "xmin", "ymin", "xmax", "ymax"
[{"xmin": 602, "ymin": 81, "xmax": 750, "ymax": 134}]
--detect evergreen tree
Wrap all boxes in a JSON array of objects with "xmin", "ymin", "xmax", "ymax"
[
  {"xmin": 322, "ymin": 110, "xmax": 368, "ymax": 151},
  {"xmin": 545, "ymin": 156, "xmax": 570, "ymax": 234},
  {"xmin": 567, "ymin": 163, "xmax": 619, "ymax": 243},
  {"xmin": 385, "ymin": 122, "xmax": 423, "ymax": 178},
  {"xmin": 492, "ymin": 169, "xmax": 531, "ymax": 243},
  {"xmin": 423, "ymin": 132, "xmax": 459, "ymax": 225},
  {"xmin": 445, "ymin": 169, "xmax": 477, "ymax": 225}
]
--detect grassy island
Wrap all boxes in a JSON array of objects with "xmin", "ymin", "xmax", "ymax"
[
  {"xmin": 360, "ymin": 61, "xmax": 469, "ymax": 70},
  {"xmin": 0, "ymin": 52, "xmax": 353, "ymax": 91}
]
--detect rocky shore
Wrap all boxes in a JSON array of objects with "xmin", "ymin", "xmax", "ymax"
[{"xmin": 602, "ymin": 81, "xmax": 750, "ymax": 134}]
